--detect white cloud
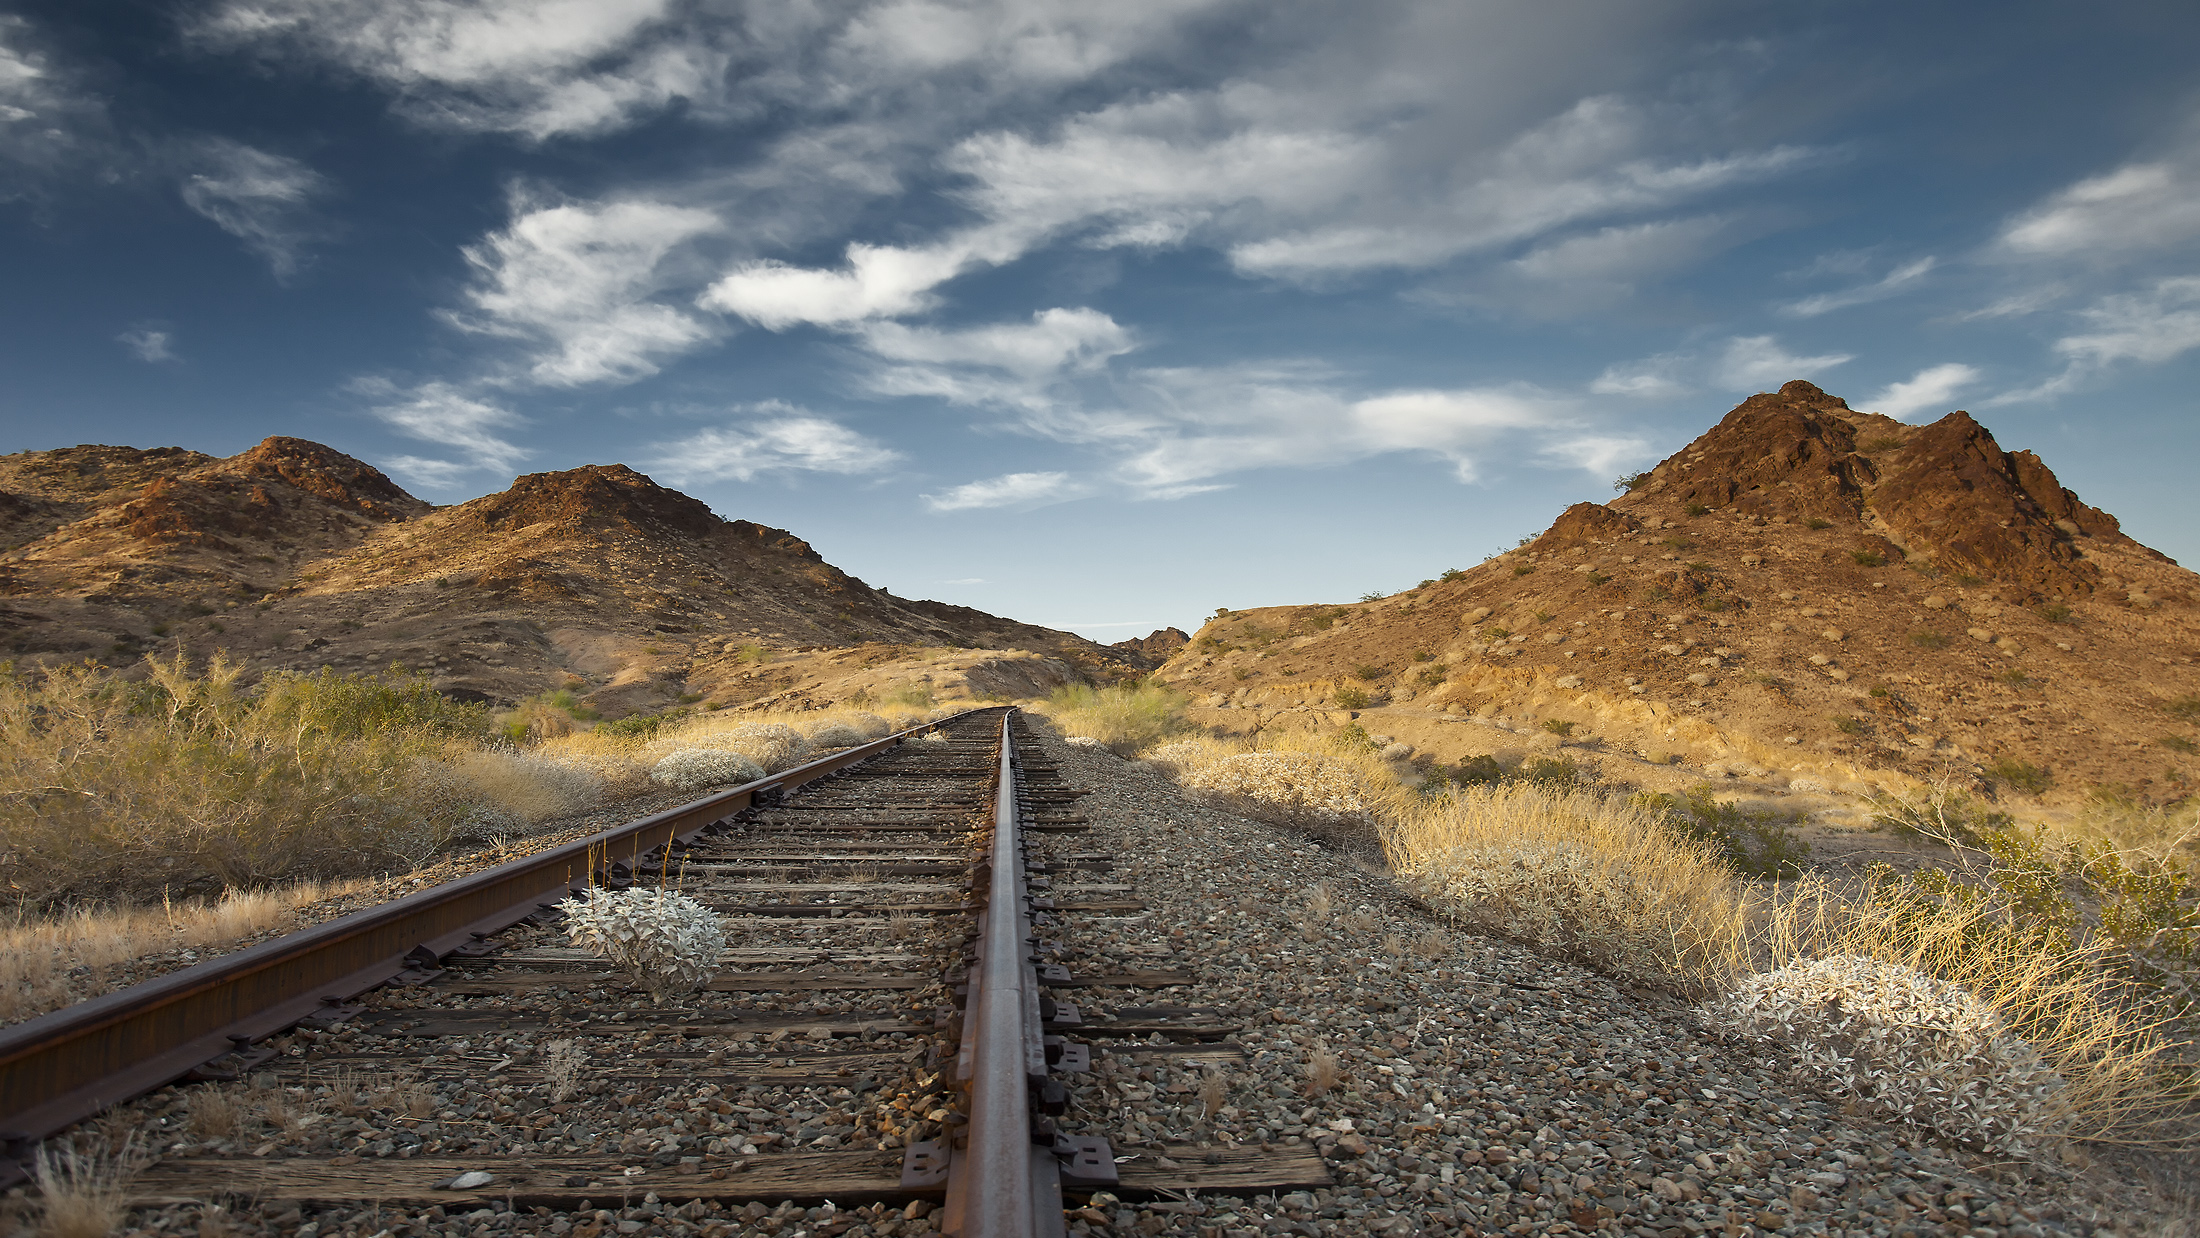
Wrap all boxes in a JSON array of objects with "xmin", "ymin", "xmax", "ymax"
[
  {"xmin": 699, "ymin": 237, "xmax": 998, "ymax": 329},
  {"xmin": 1781, "ymin": 256, "xmax": 1935, "ymax": 317},
  {"xmin": 649, "ymin": 406, "xmax": 902, "ymax": 484},
  {"xmin": 118, "ymin": 328, "xmax": 176, "ymax": 363},
  {"xmin": 923, "ymin": 470, "xmax": 1079, "ymax": 512},
  {"xmin": 1867, "ymin": 363, "xmax": 1979, "ymax": 421},
  {"xmin": 1508, "ymin": 216, "xmax": 1732, "ymax": 285},
  {"xmin": 177, "ymin": 138, "xmax": 330, "ymax": 277},
  {"xmin": 1712, "ymin": 335, "xmax": 1853, "ymax": 391},
  {"xmin": 2056, "ymin": 276, "xmax": 2200, "ymax": 367},
  {"xmin": 1986, "ymin": 277, "xmax": 2200, "ymax": 405},
  {"xmin": 860, "ymin": 307, "xmax": 1132, "ymax": 375},
  {"xmin": 357, "ymin": 378, "xmax": 530, "ymax": 476},
  {"xmin": 448, "ymin": 193, "xmax": 719, "ymax": 386},
  {"xmin": 0, "ymin": 16, "xmax": 108, "ymax": 192},
  {"xmin": 1589, "ymin": 353, "xmax": 1691, "ymax": 399},
  {"xmin": 1997, "ymin": 160, "xmax": 2200, "ymax": 261},
  {"xmin": 194, "ymin": 0, "xmax": 718, "ymax": 141}
]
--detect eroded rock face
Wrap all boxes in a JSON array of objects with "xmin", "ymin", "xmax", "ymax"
[
  {"xmin": 1534, "ymin": 502, "xmax": 1642, "ymax": 551},
  {"xmin": 1114, "ymin": 627, "xmax": 1191, "ymax": 661},
  {"xmin": 1649, "ymin": 381, "xmax": 1883, "ymax": 524}
]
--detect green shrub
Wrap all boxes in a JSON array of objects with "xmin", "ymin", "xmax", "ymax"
[
  {"xmin": 1513, "ymin": 564, "xmax": 1535, "ymax": 577},
  {"xmin": 1334, "ymin": 685, "xmax": 1373, "ymax": 710},
  {"xmin": 1360, "ymin": 591, "xmax": 1387, "ymax": 603},
  {"xmin": 1450, "ymin": 755, "xmax": 1504, "ymax": 786},
  {"xmin": 1411, "ymin": 650, "xmax": 1435, "ymax": 662},
  {"xmin": 2158, "ymin": 736, "xmax": 2197, "ymax": 755},
  {"xmin": 1517, "ymin": 757, "xmax": 1582, "ymax": 790},
  {"xmin": 1481, "ymin": 626, "xmax": 1511, "ymax": 641},
  {"xmin": 1613, "ymin": 471, "xmax": 1650, "ymax": 493},
  {"xmin": 2166, "ymin": 696, "xmax": 2200, "ymax": 723},
  {"xmin": 1542, "ymin": 719, "xmax": 1575, "ymax": 737},
  {"xmin": 1352, "ymin": 664, "xmax": 1386, "ymax": 681},
  {"xmin": 1635, "ymin": 786, "xmax": 1809, "ymax": 879},
  {"xmin": 1416, "ymin": 667, "xmax": 1446, "ymax": 687},
  {"xmin": 1684, "ymin": 503, "xmax": 1709, "ymax": 516},
  {"xmin": 1910, "ymin": 629, "xmax": 1951, "ymax": 650},
  {"xmin": 1805, "ymin": 518, "xmax": 1832, "ymax": 530},
  {"xmin": 1833, "ymin": 716, "xmax": 1867, "ymax": 736},
  {"xmin": 599, "ymin": 706, "xmax": 695, "ymax": 740},
  {"xmin": 1040, "ymin": 683, "xmax": 1189, "ymax": 755},
  {"xmin": 1851, "ymin": 550, "xmax": 1886, "ymax": 567},
  {"xmin": 1440, "ymin": 568, "xmax": 1468, "ymax": 582},
  {"xmin": 2037, "ymin": 604, "xmax": 2074, "ymax": 625}
]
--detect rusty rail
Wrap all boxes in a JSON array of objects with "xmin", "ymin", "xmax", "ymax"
[
  {"xmin": 0, "ymin": 708, "xmax": 1007, "ymax": 1169},
  {"xmin": 926, "ymin": 711, "xmax": 1113, "ymax": 1238}
]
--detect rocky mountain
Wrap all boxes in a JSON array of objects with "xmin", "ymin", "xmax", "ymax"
[
  {"xmin": 1113, "ymin": 627, "xmax": 1191, "ymax": 660},
  {"xmin": 0, "ymin": 439, "xmax": 1143, "ymax": 715},
  {"xmin": 1153, "ymin": 382, "xmax": 2199, "ymax": 802}
]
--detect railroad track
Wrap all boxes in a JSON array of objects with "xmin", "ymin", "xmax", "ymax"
[{"xmin": 0, "ymin": 708, "xmax": 1326, "ymax": 1236}]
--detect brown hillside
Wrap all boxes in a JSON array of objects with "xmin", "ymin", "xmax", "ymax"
[
  {"xmin": 1155, "ymin": 382, "xmax": 2200, "ymax": 803},
  {"xmin": 0, "ymin": 439, "xmax": 1141, "ymax": 714},
  {"xmin": 1114, "ymin": 627, "xmax": 1191, "ymax": 660}
]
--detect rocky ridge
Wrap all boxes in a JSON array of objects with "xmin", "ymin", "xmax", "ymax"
[
  {"xmin": 0, "ymin": 439, "xmax": 1144, "ymax": 714},
  {"xmin": 1153, "ymin": 382, "xmax": 2200, "ymax": 803}
]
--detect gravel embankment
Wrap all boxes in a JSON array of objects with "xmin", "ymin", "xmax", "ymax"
[{"xmin": 1040, "ymin": 731, "xmax": 2188, "ymax": 1238}]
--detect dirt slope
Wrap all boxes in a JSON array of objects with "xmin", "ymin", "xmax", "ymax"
[
  {"xmin": 1155, "ymin": 382, "xmax": 2200, "ymax": 803},
  {"xmin": 0, "ymin": 438, "xmax": 1142, "ymax": 714}
]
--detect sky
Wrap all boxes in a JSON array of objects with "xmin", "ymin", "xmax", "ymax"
[{"xmin": 3, "ymin": 1, "xmax": 2198, "ymax": 643}]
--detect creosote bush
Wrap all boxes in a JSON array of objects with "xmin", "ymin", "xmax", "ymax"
[
  {"xmin": 559, "ymin": 886, "xmax": 728, "ymax": 999},
  {"xmin": 1033, "ymin": 682, "xmax": 1188, "ymax": 756}
]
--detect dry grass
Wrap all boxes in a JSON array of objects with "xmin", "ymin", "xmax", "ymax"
[
  {"xmin": 1384, "ymin": 782, "xmax": 1749, "ymax": 993},
  {"xmin": 1304, "ymin": 1047, "xmax": 1340, "ymax": 1097},
  {"xmin": 32, "ymin": 1135, "xmax": 148, "ymax": 1238},
  {"xmin": 0, "ymin": 881, "xmax": 365, "ymax": 1026}
]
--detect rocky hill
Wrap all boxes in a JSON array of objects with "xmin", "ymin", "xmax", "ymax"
[
  {"xmin": 1153, "ymin": 382, "xmax": 2200, "ymax": 802},
  {"xmin": 0, "ymin": 439, "xmax": 1143, "ymax": 715},
  {"xmin": 1113, "ymin": 627, "xmax": 1191, "ymax": 660}
]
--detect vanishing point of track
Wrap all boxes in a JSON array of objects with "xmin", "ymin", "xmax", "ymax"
[{"xmin": 0, "ymin": 708, "xmax": 1327, "ymax": 1236}]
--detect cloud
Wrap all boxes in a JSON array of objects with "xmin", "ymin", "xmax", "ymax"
[
  {"xmin": 648, "ymin": 406, "xmax": 902, "ymax": 484},
  {"xmin": 859, "ymin": 307, "xmax": 1132, "ymax": 375},
  {"xmin": 1867, "ymin": 363, "xmax": 1979, "ymax": 421},
  {"xmin": 356, "ymin": 378, "xmax": 530, "ymax": 476},
  {"xmin": 177, "ymin": 138, "xmax": 331, "ymax": 277},
  {"xmin": 1986, "ymin": 277, "xmax": 2200, "ymax": 405},
  {"xmin": 1712, "ymin": 335, "xmax": 1853, "ymax": 391},
  {"xmin": 1589, "ymin": 352, "xmax": 1692, "ymax": 399},
  {"xmin": 1997, "ymin": 158, "xmax": 2200, "ymax": 262},
  {"xmin": 447, "ymin": 192, "xmax": 720, "ymax": 386},
  {"xmin": 118, "ymin": 328, "xmax": 176, "ymax": 363},
  {"xmin": 194, "ymin": 0, "xmax": 719, "ymax": 141},
  {"xmin": 923, "ymin": 470, "xmax": 1079, "ymax": 512},
  {"xmin": 1781, "ymin": 256, "xmax": 1935, "ymax": 317},
  {"xmin": 0, "ymin": 15, "xmax": 110, "ymax": 194},
  {"xmin": 698, "ymin": 237, "xmax": 999, "ymax": 329}
]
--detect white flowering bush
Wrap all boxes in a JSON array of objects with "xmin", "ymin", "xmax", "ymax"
[
  {"xmin": 650, "ymin": 748, "xmax": 766, "ymax": 792},
  {"xmin": 718, "ymin": 723, "xmax": 811, "ymax": 772},
  {"xmin": 1703, "ymin": 955, "xmax": 2063, "ymax": 1152},
  {"xmin": 1181, "ymin": 752, "xmax": 1369, "ymax": 830},
  {"xmin": 806, "ymin": 722, "xmax": 868, "ymax": 749},
  {"xmin": 558, "ymin": 887, "xmax": 728, "ymax": 998}
]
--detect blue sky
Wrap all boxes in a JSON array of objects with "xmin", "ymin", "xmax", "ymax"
[{"xmin": 3, "ymin": 1, "xmax": 2197, "ymax": 641}]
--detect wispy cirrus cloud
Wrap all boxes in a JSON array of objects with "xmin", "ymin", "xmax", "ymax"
[
  {"xmin": 648, "ymin": 404, "xmax": 902, "ymax": 485},
  {"xmin": 1989, "ymin": 276, "xmax": 2200, "ymax": 405},
  {"xmin": 923, "ymin": 471, "xmax": 1080, "ymax": 512},
  {"xmin": 1781, "ymin": 256, "xmax": 1935, "ymax": 317},
  {"xmin": 177, "ymin": 137, "xmax": 331, "ymax": 277},
  {"xmin": 354, "ymin": 378, "xmax": 530, "ymax": 485},
  {"xmin": 117, "ymin": 327, "xmax": 177, "ymax": 363}
]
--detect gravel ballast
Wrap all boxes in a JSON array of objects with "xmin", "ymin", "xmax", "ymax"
[{"xmin": 1038, "ymin": 729, "xmax": 2190, "ymax": 1238}]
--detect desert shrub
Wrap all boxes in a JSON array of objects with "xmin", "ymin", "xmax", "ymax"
[
  {"xmin": 1516, "ymin": 757, "xmax": 1583, "ymax": 789},
  {"xmin": 844, "ymin": 711, "xmax": 891, "ymax": 738},
  {"xmin": 2037, "ymin": 603, "xmax": 2074, "ymax": 624},
  {"xmin": 713, "ymin": 724, "xmax": 812, "ymax": 773},
  {"xmin": 2165, "ymin": 696, "xmax": 2200, "ymax": 723},
  {"xmin": 0, "ymin": 655, "xmax": 495, "ymax": 907},
  {"xmin": 805, "ymin": 722, "xmax": 868, "ymax": 749},
  {"xmin": 1636, "ymin": 786, "xmax": 1808, "ymax": 879},
  {"xmin": 1333, "ymin": 685, "xmax": 1372, "ymax": 709},
  {"xmin": 1440, "ymin": 568, "xmax": 1468, "ymax": 582},
  {"xmin": 1447, "ymin": 755, "xmax": 1504, "ymax": 786},
  {"xmin": 1705, "ymin": 956, "xmax": 2060, "ymax": 1152},
  {"xmin": 1850, "ymin": 549, "xmax": 1886, "ymax": 567},
  {"xmin": 1613, "ymin": 471, "xmax": 1650, "ymax": 492},
  {"xmin": 1909, "ymin": 629, "xmax": 1951, "ymax": 649},
  {"xmin": 1805, "ymin": 518, "xmax": 1832, "ymax": 530},
  {"xmin": 1685, "ymin": 503, "xmax": 1710, "ymax": 517},
  {"xmin": 558, "ymin": 886, "xmax": 727, "ymax": 998},
  {"xmin": 1180, "ymin": 752, "xmax": 1371, "ymax": 833},
  {"xmin": 1541, "ymin": 719, "xmax": 1574, "ymax": 737},
  {"xmin": 1386, "ymin": 783, "xmax": 1745, "ymax": 993},
  {"xmin": 1035, "ymin": 683, "xmax": 1188, "ymax": 756},
  {"xmin": 1986, "ymin": 757, "xmax": 2052, "ymax": 797},
  {"xmin": 2158, "ymin": 736, "xmax": 2197, "ymax": 755},
  {"xmin": 650, "ymin": 748, "xmax": 766, "ymax": 792}
]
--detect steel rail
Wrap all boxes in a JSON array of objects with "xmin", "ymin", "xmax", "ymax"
[
  {"xmin": 0, "ymin": 707, "xmax": 1008, "ymax": 1170},
  {"xmin": 942, "ymin": 712, "xmax": 1055, "ymax": 1237}
]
